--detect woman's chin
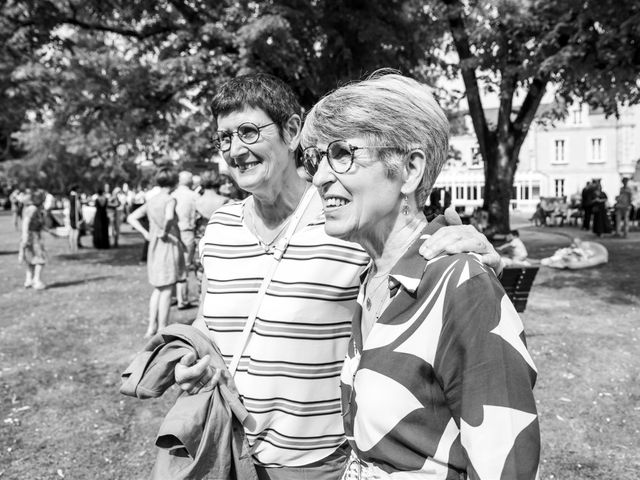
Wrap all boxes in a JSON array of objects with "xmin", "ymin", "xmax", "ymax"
[{"xmin": 324, "ymin": 221, "xmax": 355, "ymax": 243}]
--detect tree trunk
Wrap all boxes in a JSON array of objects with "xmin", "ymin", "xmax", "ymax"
[{"xmin": 483, "ymin": 144, "xmax": 515, "ymax": 236}]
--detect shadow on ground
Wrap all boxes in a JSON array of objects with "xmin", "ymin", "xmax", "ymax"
[
  {"xmin": 55, "ymin": 243, "xmax": 144, "ymax": 267},
  {"xmin": 46, "ymin": 276, "xmax": 114, "ymax": 289}
]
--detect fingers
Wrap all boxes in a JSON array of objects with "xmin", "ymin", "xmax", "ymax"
[
  {"xmin": 420, "ymin": 225, "xmax": 483, "ymax": 259},
  {"xmin": 481, "ymin": 250, "xmax": 504, "ymax": 276},
  {"xmin": 443, "ymin": 206, "xmax": 463, "ymax": 226},
  {"xmin": 419, "ymin": 224, "xmax": 504, "ymax": 274},
  {"xmin": 175, "ymin": 354, "xmax": 216, "ymax": 395},
  {"xmin": 179, "ymin": 351, "xmax": 197, "ymax": 367},
  {"xmin": 189, "ymin": 367, "xmax": 222, "ymax": 395}
]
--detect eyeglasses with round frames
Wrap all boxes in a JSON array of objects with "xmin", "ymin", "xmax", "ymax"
[
  {"xmin": 215, "ymin": 122, "xmax": 276, "ymax": 152},
  {"xmin": 302, "ymin": 140, "xmax": 397, "ymax": 177}
]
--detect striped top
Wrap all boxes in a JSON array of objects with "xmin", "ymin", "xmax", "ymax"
[
  {"xmin": 341, "ymin": 223, "xmax": 540, "ymax": 479},
  {"xmin": 194, "ymin": 192, "xmax": 369, "ymax": 467}
]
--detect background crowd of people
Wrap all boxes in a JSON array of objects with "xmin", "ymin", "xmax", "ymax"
[
  {"xmin": 529, "ymin": 177, "xmax": 637, "ymax": 236},
  {"xmin": 6, "ymin": 172, "xmax": 242, "ymax": 291}
]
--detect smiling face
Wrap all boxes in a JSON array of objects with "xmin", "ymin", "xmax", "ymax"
[
  {"xmin": 216, "ymin": 107, "xmax": 293, "ymax": 197},
  {"xmin": 311, "ymin": 138, "xmax": 404, "ymax": 246}
]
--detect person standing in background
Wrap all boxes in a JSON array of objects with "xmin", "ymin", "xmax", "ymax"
[
  {"xmin": 110, "ymin": 186, "xmax": 126, "ymax": 247},
  {"xmin": 172, "ymin": 171, "xmax": 198, "ymax": 310},
  {"xmin": 194, "ymin": 171, "xmax": 230, "ymax": 222},
  {"xmin": 132, "ymin": 182, "xmax": 150, "ymax": 262},
  {"xmin": 122, "ymin": 183, "xmax": 134, "ymax": 219},
  {"xmin": 66, "ymin": 185, "xmax": 83, "ymax": 253},
  {"xmin": 92, "ymin": 188, "xmax": 110, "ymax": 249},
  {"xmin": 192, "ymin": 174, "xmax": 203, "ymax": 195},
  {"xmin": 581, "ymin": 180, "xmax": 595, "ymax": 230},
  {"xmin": 193, "ymin": 171, "xmax": 231, "ymax": 281},
  {"xmin": 614, "ymin": 177, "xmax": 633, "ymax": 238},
  {"xmin": 591, "ymin": 181, "xmax": 611, "ymax": 237},
  {"xmin": 127, "ymin": 168, "xmax": 186, "ymax": 337},
  {"xmin": 19, "ymin": 190, "xmax": 50, "ymax": 290},
  {"xmin": 10, "ymin": 186, "xmax": 26, "ymax": 231}
]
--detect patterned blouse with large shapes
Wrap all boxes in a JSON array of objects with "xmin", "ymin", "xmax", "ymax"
[{"xmin": 341, "ymin": 225, "xmax": 540, "ymax": 480}]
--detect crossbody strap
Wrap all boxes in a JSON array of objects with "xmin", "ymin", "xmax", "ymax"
[{"xmin": 228, "ymin": 187, "xmax": 316, "ymax": 376}]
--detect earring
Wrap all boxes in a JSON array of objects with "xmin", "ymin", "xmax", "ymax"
[{"xmin": 401, "ymin": 194, "xmax": 410, "ymax": 215}]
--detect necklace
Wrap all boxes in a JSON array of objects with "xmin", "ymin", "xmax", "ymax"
[
  {"xmin": 364, "ymin": 273, "xmax": 390, "ymax": 312},
  {"xmin": 248, "ymin": 185, "xmax": 310, "ymax": 253},
  {"xmin": 250, "ymin": 210, "xmax": 292, "ymax": 253},
  {"xmin": 362, "ymin": 219, "xmax": 427, "ymax": 328},
  {"xmin": 362, "ymin": 273, "xmax": 390, "ymax": 341}
]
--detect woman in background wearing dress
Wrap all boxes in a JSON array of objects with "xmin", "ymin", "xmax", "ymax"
[
  {"xmin": 127, "ymin": 168, "xmax": 186, "ymax": 337},
  {"xmin": 92, "ymin": 188, "xmax": 110, "ymax": 249}
]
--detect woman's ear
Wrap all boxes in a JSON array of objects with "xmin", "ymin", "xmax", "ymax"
[
  {"xmin": 400, "ymin": 149, "xmax": 427, "ymax": 196},
  {"xmin": 284, "ymin": 114, "xmax": 302, "ymax": 150}
]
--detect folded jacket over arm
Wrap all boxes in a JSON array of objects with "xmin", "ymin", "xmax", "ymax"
[{"xmin": 121, "ymin": 324, "xmax": 257, "ymax": 480}]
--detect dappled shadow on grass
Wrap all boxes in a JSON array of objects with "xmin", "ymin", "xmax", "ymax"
[
  {"xmin": 46, "ymin": 276, "xmax": 114, "ymax": 289},
  {"xmin": 54, "ymin": 243, "xmax": 144, "ymax": 267},
  {"xmin": 534, "ymin": 264, "xmax": 639, "ymax": 304},
  {"xmin": 602, "ymin": 293, "xmax": 636, "ymax": 305}
]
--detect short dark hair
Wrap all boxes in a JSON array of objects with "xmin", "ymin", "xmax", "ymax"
[
  {"xmin": 156, "ymin": 167, "xmax": 179, "ymax": 188},
  {"xmin": 31, "ymin": 190, "xmax": 45, "ymax": 206},
  {"xmin": 200, "ymin": 171, "xmax": 219, "ymax": 190},
  {"xmin": 210, "ymin": 73, "xmax": 301, "ymax": 139}
]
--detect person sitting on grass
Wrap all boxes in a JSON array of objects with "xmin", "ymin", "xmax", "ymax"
[
  {"xmin": 496, "ymin": 229, "xmax": 530, "ymax": 266},
  {"xmin": 541, "ymin": 237, "xmax": 608, "ymax": 269}
]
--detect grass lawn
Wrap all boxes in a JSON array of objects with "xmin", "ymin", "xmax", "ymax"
[{"xmin": 1, "ymin": 211, "xmax": 639, "ymax": 479}]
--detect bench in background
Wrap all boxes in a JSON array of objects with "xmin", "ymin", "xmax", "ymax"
[{"xmin": 500, "ymin": 266, "xmax": 539, "ymax": 312}]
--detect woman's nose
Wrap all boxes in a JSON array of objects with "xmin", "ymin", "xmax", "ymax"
[
  {"xmin": 228, "ymin": 134, "xmax": 248, "ymax": 158},
  {"xmin": 312, "ymin": 154, "xmax": 335, "ymax": 188}
]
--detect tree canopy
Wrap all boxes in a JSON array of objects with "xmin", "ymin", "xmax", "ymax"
[
  {"xmin": 431, "ymin": 0, "xmax": 640, "ymax": 231},
  {"xmin": 2, "ymin": 0, "xmax": 639, "ymax": 231}
]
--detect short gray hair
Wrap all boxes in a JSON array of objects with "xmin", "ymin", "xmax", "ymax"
[{"xmin": 301, "ymin": 72, "xmax": 449, "ymax": 207}]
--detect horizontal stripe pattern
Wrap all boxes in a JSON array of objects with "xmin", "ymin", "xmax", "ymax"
[
  {"xmin": 204, "ymin": 317, "xmax": 352, "ymax": 340},
  {"xmin": 204, "ymin": 278, "xmax": 360, "ymax": 301},
  {"xmin": 243, "ymin": 396, "xmax": 342, "ymax": 417},
  {"xmin": 248, "ymin": 427, "xmax": 346, "ymax": 452},
  {"xmin": 198, "ymin": 195, "xmax": 367, "ymax": 467}
]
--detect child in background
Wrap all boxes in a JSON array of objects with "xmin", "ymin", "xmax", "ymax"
[
  {"xmin": 496, "ymin": 229, "xmax": 529, "ymax": 266},
  {"xmin": 18, "ymin": 190, "xmax": 52, "ymax": 290}
]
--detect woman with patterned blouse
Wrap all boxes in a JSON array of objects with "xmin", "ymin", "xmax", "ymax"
[{"xmin": 300, "ymin": 72, "xmax": 540, "ymax": 480}]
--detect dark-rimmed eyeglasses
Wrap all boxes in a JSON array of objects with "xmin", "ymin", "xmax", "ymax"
[
  {"xmin": 302, "ymin": 140, "xmax": 396, "ymax": 177},
  {"xmin": 215, "ymin": 122, "xmax": 275, "ymax": 152}
]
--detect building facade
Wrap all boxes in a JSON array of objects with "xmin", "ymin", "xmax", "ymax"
[{"xmin": 436, "ymin": 103, "xmax": 640, "ymax": 213}]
